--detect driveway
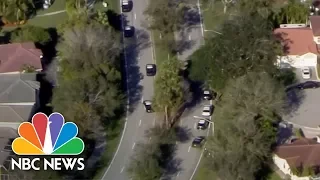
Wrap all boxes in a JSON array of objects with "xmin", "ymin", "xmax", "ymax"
[
  {"xmin": 294, "ymin": 66, "xmax": 318, "ymax": 82},
  {"xmin": 284, "ymin": 87, "xmax": 320, "ymax": 128}
]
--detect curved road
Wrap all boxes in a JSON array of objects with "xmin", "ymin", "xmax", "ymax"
[
  {"xmin": 101, "ymin": 0, "xmax": 207, "ymax": 179},
  {"xmin": 101, "ymin": 0, "xmax": 156, "ymax": 179}
]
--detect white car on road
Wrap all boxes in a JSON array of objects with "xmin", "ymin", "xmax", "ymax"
[
  {"xmin": 202, "ymin": 105, "xmax": 213, "ymax": 117},
  {"xmin": 301, "ymin": 67, "xmax": 311, "ymax": 79}
]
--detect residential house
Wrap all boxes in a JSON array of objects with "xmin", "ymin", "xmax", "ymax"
[
  {"xmin": 274, "ymin": 24, "xmax": 319, "ymax": 69},
  {"xmin": 0, "ymin": 127, "xmax": 18, "ymax": 179},
  {"xmin": 0, "ymin": 42, "xmax": 43, "ymax": 129},
  {"xmin": 0, "ymin": 42, "xmax": 43, "ymax": 74},
  {"xmin": 273, "ymin": 137, "xmax": 320, "ymax": 180}
]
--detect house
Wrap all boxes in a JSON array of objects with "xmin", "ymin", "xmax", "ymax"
[
  {"xmin": 0, "ymin": 73, "xmax": 40, "ymax": 129},
  {"xmin": 0, "ymin": 127, "xmax": 17, "ymax": 179},
  {"xmin": 273, "ymin": 137, "xmax": 320, "ymax": 180},
  {"xmin": 274, "ymin": 25, "xmax": 319, "ymax": 68},
  {"xmin": 0, "ymin": 42, "xmax": 43, "ymax": 74}
]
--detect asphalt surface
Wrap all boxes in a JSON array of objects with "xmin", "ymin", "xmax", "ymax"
[
  {"xmin": 174, "ymin": 0, "xmax": 208, "ymax": 179},
  {"xmin": 101, "ymin": 0, "xmax": 156, "ymax": 179}
]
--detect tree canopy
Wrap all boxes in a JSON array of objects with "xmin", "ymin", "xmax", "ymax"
[
  {"xmin": 10, "ymin": 25, "xmax": 52, "ymax": 45},
  {"xmin": 189, "ymin": 14, "xmax": 281, "ymax": 92},
  {"xmin": 52, "ymin": 23, "xmax": 123, "ymax": 140},
  {"xmin": 205, "ymin": 72, "xmax": 285, "ymax": 180},
  {"xmin": 153, "ymin": 57, "xmax": 189, "ymax": 128}
]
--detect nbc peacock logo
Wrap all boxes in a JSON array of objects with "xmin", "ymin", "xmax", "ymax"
[{"xmin": 10, "ymin": 112, "xmax": 85, "ymax": 171}]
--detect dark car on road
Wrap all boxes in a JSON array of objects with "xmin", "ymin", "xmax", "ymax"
[
  {"xmin": 121, "ymin": 0, "xmax": 132, "ymax": 12},
  {"xmin": 146, "ymin": 64, "xmax": 156, "ymax": 76},
  {"xmin": 143, "ymin": 100, "xmax": 152, "ymax": 113},
  {"xmin": 197, "ymin": 119, "xmax": 209, "ymax": 130},
  {"xmin": 297, "ymin": 81, "xmax": 320, "ymax": 89},
  {"xmin": 192, "ymin": 136, "xmax": 205, "ymax": 148},
  {"xmin": 124, "ymin": 26, "xmax": 135, "ymax": 38}
]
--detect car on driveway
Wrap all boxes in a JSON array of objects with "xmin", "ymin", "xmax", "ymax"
[
  {"xmin": 192, "ymin": 136, "xmax": 205, "ymax": 148},
  {"xmin": 143, "ymin": 100, "xmax": 152, "ymax": 113},
  {"xmin": 124, "ymin": 26, "xmax": 135, "ymax": 38},
  {"xmin": 121, "ymin": 0, "xmax": 132, "ymax": 12},
  {"xmin": 297, "ymin": 81, "xmax": 320, "ymax": 89},
  {"xmin": 203, "ymin": 90, "xmax": 215, "ymax": 100},
  {"xmin": 301, "ymin": 67, "xmax": 311, "ymax": 79},
  {"xmin": 202, "ymin": 105, "xmax": 213, "ymax": 117},
  {"xmin": 146, "ymin": 64, "xmax": 156, "ymax": 76},
  {"xmin": 197, "ymin": 119, "xmax": 209, "ymax": 130}
]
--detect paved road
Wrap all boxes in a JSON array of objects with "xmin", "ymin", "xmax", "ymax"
[
  {"xmin": 174, "ymin": 0, "xmax": 207, "ymax": 179},
  {"xmin": 175, "ymin": 101, "xmax": 211, "ymax": 180},
  {"xmin": 101, "ymin": 0, "xmax": 156, "ymax": 179}
]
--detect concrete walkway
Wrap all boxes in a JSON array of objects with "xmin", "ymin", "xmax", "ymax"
[{"xmin": 36, "ymin": 10, "xmax": 66, "ymax": 17}]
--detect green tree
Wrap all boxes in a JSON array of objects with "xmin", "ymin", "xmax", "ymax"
[
  {"xmin": 127, "ymin": 126, "xmax": 177, "ymax": 180},
  {"xmin": 189, "ymin": 14, "xmax": 281, "ymax": 92},
  {"xmin": 205, "ymin": 72, "xmax": 284, "ymax": 180},
  {"xmin": 10, "ymin": 25, "xmax": 52, "ymax": 45},
  {"xmin": 2, "ymin": 0, "xmax": 35, "ymax": 23},
  {"xmin": 153, "ymin": 57, "xmax": 189, "ymax": 128},
  {"xmin": 272, "ymin": 0, "xmax": 308, "ymax": 25},
  {"xmin": 52, "ymin": 23, "xmax": 123, "ymax": 140}
]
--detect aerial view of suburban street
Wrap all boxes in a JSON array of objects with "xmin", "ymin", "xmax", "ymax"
[{"xmin": 1, "ymin": 0, "xmax": 320, "ymax": 180}]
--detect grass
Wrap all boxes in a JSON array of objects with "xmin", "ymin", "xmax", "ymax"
[
  {"xmin": 269, "ymin": 171, "xmax": 284, "ymax": 180},
  {"xmin": 93, "ymin": 118, "xmax": 125, "ymax": 180},
  {"xmin": 152, "ymin": 30, "xmax": 175, "ymax": 65},
  {"xmin": 200, "ymin": 0, "xmax": 236, "ymax": 38},
  {"xmin": 27, "ymin": 12, "xmax": 68, "ymax": 28},
  {"xmin": 36, "ymin": 0, "xmax": 66, "ymax": 15},
  {"xmin": 194, "ymin": 157, "xmax": 218, "ymax": 180}
]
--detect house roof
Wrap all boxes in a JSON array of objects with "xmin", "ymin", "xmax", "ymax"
[
  {"xmin": 0, "ymin": 127, "xmax": 17, "ymax": 170},
  {"xmin": 0, "ymin": 42, "xmax": 42, "ymax": 73},
  {"xmin": 0, "ymin": 73, "xmax": 39, "ymax": 123},
  {"xmin": 274, "ymin": 28, "xmax": 319, "ymax": 55},
  {"xmin": 274, "ymin": 138, "xmax": 320, "ymax": 168},
  {"xmin": 310, "ymin": 16, "xmax": 320, "ymax": 36}
]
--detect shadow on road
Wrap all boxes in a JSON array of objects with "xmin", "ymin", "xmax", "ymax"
[
  {"xmin": 123, "ymin": 27, "xmax": 152, "ymax": 113},
  {"xmin": 175, "ymin": 126, "xmax": 192, "ymax": 143},
  {"xmin": 284, "ymin": 88, "xmax": 305, "ymax": 117},
  {"xmin": 180, "ymin": 6, "xmax": 201, "ymax": 29}
]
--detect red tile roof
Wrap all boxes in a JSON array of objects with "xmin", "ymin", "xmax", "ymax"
[
  {"xmin": 274, "ymin": 28, "xmax": 319, "ymax": 55},
  {"xmin": 275, "ymin": 138, "xmax": 320, "ymax": 169},
  {"xmin": 0, "ymin": 42, "xmax": 42, "ymax": 73},
  {"xmin": 310, "ymin": 16, "xmax": 320, "ymax": 36}
]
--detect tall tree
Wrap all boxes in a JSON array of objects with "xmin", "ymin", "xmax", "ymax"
[
  {"xmin": 272, "ymin": 0, "xmax": 308, "ymax": 25},
  {"xmin": 205, "ymin": 72, "xmax": 284, "ymax": 180},
  {"xmin": 153, "ymin": 57, "xmax": 189, "ymax": 129},
  {"xmin": 10, "ymin": 25, "xmax": 52, "ymax": 45},
  {"xmin": 189, "ymin": 14, "xmax": 281, "ymax": 92},
  {"xmin": 52, "ymin": 23, "xmax": 123, "ymax": 140}
]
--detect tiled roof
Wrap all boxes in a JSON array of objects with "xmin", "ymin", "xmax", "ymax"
[
  {"xmin": 0, "ymin": 73, "xmax": 39, "ymax": 123},
  {"xmin": 275, "ymin": 138, "xmax": 320, "ymax": 168},
  {"xmin": 274, "ymin": 28, "xmax": 319, "ymax": 55},
  {"xmin": 0, "ymin": 42, "xmax": 42, "ymax": 73}
]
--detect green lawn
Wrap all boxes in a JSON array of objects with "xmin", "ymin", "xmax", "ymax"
[
  {"xmin": 27, "ymin": 12, "xmax": 68, "ymax": 28},
  {"xmin": 152, "ymin": 30, "xmax": 175, "ymax": 65},
  {"xmin": 36, "ymin": 0, "xmax": 66, "ymax": 15},
  {"xmin": 93, "ymin": 118, "xmax": 125, "ymax": 180},
  {"xmin": 200, "ymin": 0, "xmax": 236, "ymax": 38},
  {"xmin": 194, "ymin": 157, "xmax": 218, "ymax": 180},
  {"xmin": 94, "ymin": 0, "xmax": 120, "ymax": 13}
]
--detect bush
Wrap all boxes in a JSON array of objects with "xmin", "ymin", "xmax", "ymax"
[{"xmin": 10, "ymin": 25, "xmax": 52, "ymax": 45}]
